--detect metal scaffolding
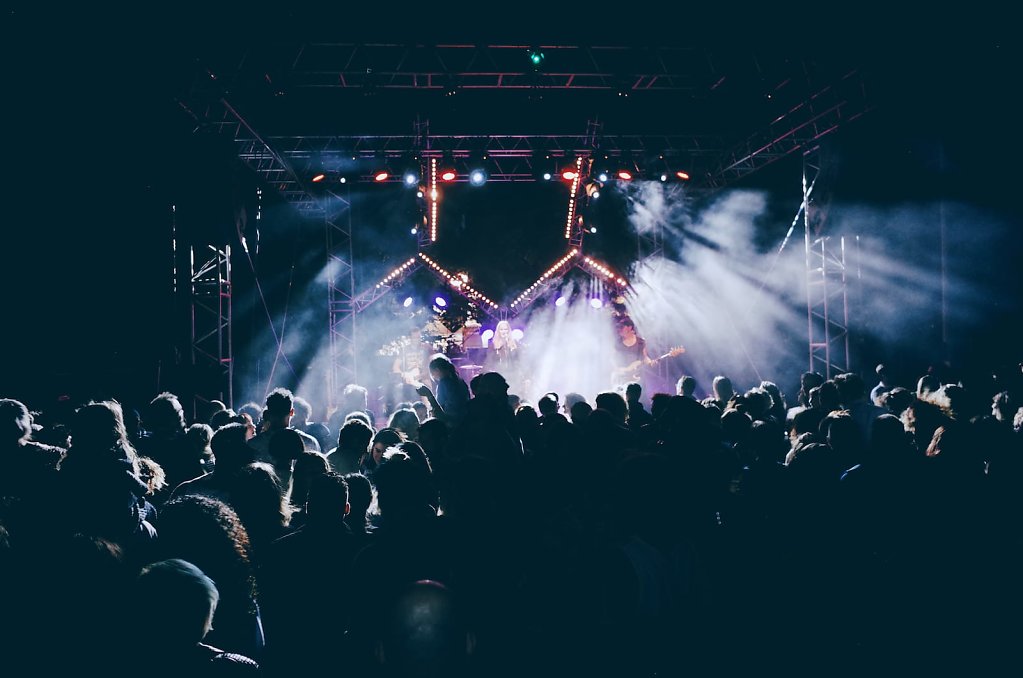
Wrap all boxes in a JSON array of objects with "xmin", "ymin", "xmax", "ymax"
[
  {"xmin": 803, "ymin": 153, "xmax": 851, "ymax": 378},
  {"xmin": 190, "ymin": 244, "xmax": 233, "ymax": 418},
  {"xmin": 325, "ymin": 189, "xmax": 355, "ymax": 407}
]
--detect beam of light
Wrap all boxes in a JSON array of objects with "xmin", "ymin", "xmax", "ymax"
[
  {"xmin": 590, "ymin": 297, "xmax": 604, "ymax": 309},
  {"xmin": 511, "ymin": 329, "xmax": 525, "ymax": 341},
  {"xmin": 506, "ymin": 280, "xmax": 620, "ymax": 403},
  {"xmin": 555, "ymin": 296, "xmax": 567, "ymax": 306}
]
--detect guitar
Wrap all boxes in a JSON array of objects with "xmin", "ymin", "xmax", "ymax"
[{"xmin": 611, "ymin": 345, "xmax": 686, "ymax": 384}]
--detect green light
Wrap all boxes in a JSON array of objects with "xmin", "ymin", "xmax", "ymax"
[{"xmin": 528, "ymin": 49, "xmax": 544, "ymax": 66}]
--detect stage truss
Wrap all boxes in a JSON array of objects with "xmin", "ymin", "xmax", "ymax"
[{"xmin": 176, "ymin": 44, "xmax": 874, "ymax": 401}]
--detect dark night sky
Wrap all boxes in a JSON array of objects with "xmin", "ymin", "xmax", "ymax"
[{"xmin": 4, "ymin": 8, "xmax": 1020, "ymax": 404}]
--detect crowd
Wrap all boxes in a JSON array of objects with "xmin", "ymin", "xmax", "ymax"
[{"xmin": 1, "ymin": 354, "xmax": 1021, "ymax": 676}]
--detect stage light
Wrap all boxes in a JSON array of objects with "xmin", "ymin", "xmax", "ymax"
[
  {"xmin": 590, "ymin": 298, "xmax": 604, "ymax": 309},
  {"xmin": 440, "ymin": 170, "xmax": 457, "ymax": 182},
  {"xmin": 339, "ymin": 176, "xmax": 347, "ymax": 184},
  {"xmin": 676, "ymin": 171, "xmax": 690, "ymax": 180},
  {"xmin": 555, "ymin": 296, "xmax": 567, "ymax": 307},
  {"xmin": 562, "ymin": 169, "xmax": 578, "ymax": 181},
  {"xmin": 311, "ymin": 173, "xmax": 326, "ymax": 183},
  {"xmin": 482, "ymin": 329, "xmax": 494, "ymax": 345},
  {"xmin": 404, "ymin": 171, "xmax": 419, "ymax": 186},
  {"xmin": 542, "ymin": 172, "xmax": 552, "ymax": 181},
  {"xmin": 591, "ymin": 191, "xmax": 600, "ymax": 199},
  {"xmin": 511, "ymin": 329, "xmax": 525, "ymax": 341},
  {"xmin": 411, "ymin": 227, "xmax": 418, "ymax": 235},
  {"xmin": 617, "ymin": 170, "xmax": 633, "ymax": 181},
  {"xmin": 374, "ymin": 171, "xmax": 389, "ymax": 182},
  {"xmin": 416, "ymin": 190, "xmax": 424, "ymax": 198},
  {"xmin": 469, "ymin": 169, "xmax": 487, "ymax": 186},
  {"xmin": 598, "ymin": 172, "xmax": 608, "ymax": 182},
  {"xmin": 435, "ymin": 296, "xmax": 447, "ymax": 308},
  {"xmin": 660, "ymin": 174, "xmax": 668, "ymax": 182},
  {"xmin": 590, "ymin": 226, "xmax": 597, "ymax": 233},
  {"xmin": 527, "ymin": 47, "xmax": 544, "ymax": 67},
  {"xmin": 403, "ymin": 297, "xmax": 414, "ymax": 308}
]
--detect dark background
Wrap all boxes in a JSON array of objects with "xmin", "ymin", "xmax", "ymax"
[{"xmin": 4, "ymin": 7, "xmax": 1021, "ymax": 409}]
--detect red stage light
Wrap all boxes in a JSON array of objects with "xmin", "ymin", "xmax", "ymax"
[
  {"xmin": 440, "ymin": 170, "xmax": 457, "ymax": 181},
  {"xmin": 374, "ymin": 171, "xmax": 389, "ymax": 182},
  {"xmin": 617, "ymin": 170, "xmax": 633, "ymax": 181},
  {"xmin": 561, "ymin": 170, "xmax": 578, "ymax": 181},
  {"xmin": 311, "ymin": 173, "xmax": 326, "ymax": 183},
  {"xmin": 676, "ymin": 171, "xmax": 690, "ymax": 180}
]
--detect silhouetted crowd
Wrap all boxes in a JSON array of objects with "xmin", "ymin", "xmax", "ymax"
[{"xmin": 2, "ymin": 358, "xmax": 1022, "ymax": 677}]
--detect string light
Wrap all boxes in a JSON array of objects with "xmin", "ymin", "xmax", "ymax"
[
  {"xmin": 564, "ymin": 156, "xmax": 583, "ymax": 239},
  {"xmin": 511, "ymin": 249, "xmax": 579, "ymax": 308},
  {"xmin": 582, "ymin": 256, "xmax": 628, "ymax": 287},
  {"xmin": 418, "ymin": 253, "xmax": 498, "ymax": 308},
  {"xmin": 430, "ymin": 159, "xmax": 439, "ymax": 242},
  {"xmin": 375, "ymin": 257, "xmax": 418, "ymax": 288}
]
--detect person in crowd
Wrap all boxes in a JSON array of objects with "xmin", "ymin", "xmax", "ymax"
[
  {"xmin": 415, "ymin": 355, "xmax": 471, "ymax": 425},
  {"xmin": 248, "ymin": 389, "xmax": 320, "ymax": 466},
  {"xmin": 327, "ymin": 418, "xmax": 374, "ymax": 475},
  {"xmin": 131, "ymin": 558, "xmax": 260, "ymax": 675},
  {"xmin": 291, "ymin": 395, "xmax": 333, "ymax": 453}
]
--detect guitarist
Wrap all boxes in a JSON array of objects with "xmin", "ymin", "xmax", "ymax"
[
  {"xmin": 611, "ymin": 319, "xmax": 686, "ymax": 389},
  {"xmin": 611, "ymin": 319, "xmax": 653, "ymax": 386}
]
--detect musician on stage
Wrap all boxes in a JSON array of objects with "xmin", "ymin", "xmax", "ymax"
[
  {"xmin": 491, "ymin": 320, "xmax": 519, "ymax": 367},
  {"xmin": 610, "ymin": 319, "xmax": 685, "ymax": 390}
]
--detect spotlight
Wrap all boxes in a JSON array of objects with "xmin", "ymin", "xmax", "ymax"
[
  {"xmin": 542, "ymin": 172, "xmax": 552, "ymax": 181},
  {"xmin": 403, "ymin": 297, "xmax": 414, "ymax": 308},
  {"xmin": 561, "ymin": 169, "xmax": 578, "ymax": 181},
  {"xmin": 435, "ymin": 296, "xmax": 447, "ymax": 308},
  {"xmin": 311, "ymin": 173, "xmax": 326, "ymax": 183},
  {"xmin": 676, "ymin": 171, "xmax": 690, "ymax": 180},
  {"xmin": 404, "ymin": 171, "xmax": 419, "ymax": 186},
  {"xmin": 511, "ymin": 329, "xmax": 525, "ymax": 341},
  {"xmin": 527, "ymin": 47, "xmax": 545, "ymax": 68},
  {"xmin": 411, "ymin": 227, "xmax": 418, "ymax": 235},
  {"xmin": 339, "ymin": 176, "xmax": 347, "ymax": 184},
  {"xmin": 374, "ymin": 171, "xmax": 389, "ymax": 182},
  {"xmin": 590, "ymin": 298, "xmax": 604, "ymax": 309},
  {"xmin": 617, "ymin": 170, "xmax": 633, "ymax": 181},
  {"xmin": 590, "ymin": 226, "xmax": 598, "ymax": 233},
  {"xmin": 416, "ymin": 190, "xmax": 424, "ymax": 198},
  {"xmin": 555, "ymin": 296, "xmax": 567, "ymax": 307},
  {"xmin": 597, "ymin": 172, "xmax": 608, "ymax": 182},
  {"xmin": 660, "ymin": 174, "xmax": 668, "ymax": 182},
  {"xmin": 591, "ymin": 191, "xmax": 600, "ymax": 199},
  {"xmin": 481, "ymin": 328, "xmax": 495, "ymax": 345},
  {"xmin": 469, "ymin": 169, "xmax": 487, "ymax": 186},
  {"xmin": 440, "ymin": 170, "xmax": 457, "ymax": 182}
]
